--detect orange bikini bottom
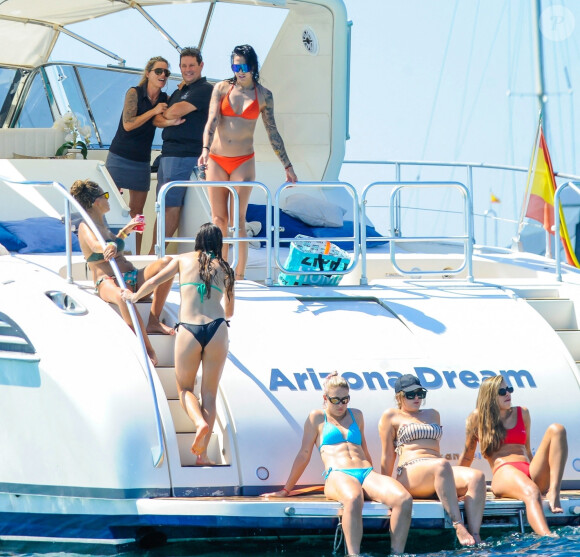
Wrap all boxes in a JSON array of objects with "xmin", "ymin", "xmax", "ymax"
[
  {"xmin": 209, "ymin": 152, "xmax": 254, "ymax": 175},
  {"xmin": 495, "ymin": 461, "xmax": 531, "ymax": 478}
]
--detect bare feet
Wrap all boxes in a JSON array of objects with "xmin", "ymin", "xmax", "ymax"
[
  {"xmin": 146, "ymin": 347, "xmax": 158, "ymax": 367},
  {"xmin": 453, "ymin": 522, "xmax": 475, "ymax": 546},
  {"xmin": 195, "ymin": 453, "xmax": 215, "ymax": 466},
  {"xmin": 191, "ymin": 420, "xmax": 209, "ymax": 455},
  {"xmin": 147, "ymin": 316, "xmax": 175, "ymax": 335},
  {"xmin": 472, "ymin": 533, "xmax": 482, "ymax": 544},
  {"xmin": 546, "ymin": 490, "xmax": 564, "ymax": 513}
]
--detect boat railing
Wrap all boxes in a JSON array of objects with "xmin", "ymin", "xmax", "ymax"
[
  {"xmin": 360, "ymin": 181, "xmax": 474, "ymax": 284},
  {"xmin": 555, "ymin": 181, "xmax": 580, "ymax": 281},
  {"xmin": 155, "ymin": 180, "xmax": 274, "ymax": 284},
  {"xmin": 0, "ymin": 175, "xmax": 166, "ymax": 469},
  {"xmin": 274, "ymin": 182, "xmax": 360, "ymax": 281}
]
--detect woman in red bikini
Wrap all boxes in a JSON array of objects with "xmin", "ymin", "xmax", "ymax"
[
  {"xmin": 459, "ymin": 375, "xmax": 568, "ymax": 535},
  {"xmin": 198, "ymin": 44, "xmax": 298, "ymax": 280}
]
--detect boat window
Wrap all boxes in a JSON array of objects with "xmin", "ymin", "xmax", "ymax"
[
  {"xmin": 76, "ymin": 66, "xmax": 179, "ymax": 148},
  {"xmin": 14, "ymin": 72, "xmax": 53, "ymax": 128},
  {"xmin": 0, "ymin": 67, "xmax": 20, "ymax": 126}
]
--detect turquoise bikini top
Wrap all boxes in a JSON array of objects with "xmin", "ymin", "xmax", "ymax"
[
  {"xmin": 180, "ymin": 281, "xmax": 223, "ymax": 303},
  {"xmin": 319, "ymin": 409, "xmax": 362, "ymax": 450},
  {"xmin": 86, "ymin": 237, "xmax": 125, "ymax": 262}
]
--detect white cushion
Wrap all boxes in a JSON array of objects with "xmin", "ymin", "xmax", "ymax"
[{"xmin": 281, "ymin": 194, "xmax": 346, "ymax": 227}]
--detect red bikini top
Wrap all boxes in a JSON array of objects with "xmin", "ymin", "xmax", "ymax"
[
  {"xmin": 502, "ymin": 406, "xmax": 527, "ymax": 445},
  {"xmin": 220, "ymin": 85, "xmax": 260, "ymax": 120}
]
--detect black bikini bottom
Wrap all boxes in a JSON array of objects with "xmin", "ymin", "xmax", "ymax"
[{"xmin": 175, "ymin": 318, "xmax": 230, "ymax": 349}]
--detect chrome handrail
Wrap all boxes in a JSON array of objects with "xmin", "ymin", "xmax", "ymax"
[
  {"xmin": 155, "ymin": 180, "xmax": 273, "ymax": 284},
  {"xmin": 0, "ymin": 176, "xmax": 166, "ymax": 468},
  {"xmin": 274, "ymin": 182, "xmax": 360, "ymax": 280},
  {"xmin": 360, "ymin": 181, "xmax": 474, "ymax": 283},
  {"xmin": 555, "ymin": 181, "xmax": 580, "ymax": 281}
]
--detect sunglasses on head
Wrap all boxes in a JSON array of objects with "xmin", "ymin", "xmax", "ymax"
[
  {"xmin": 327, "ymin": 395, "xmax": 350, "ymax": 405},
  {"xmin": 498, "ymin": 386, "xmax": 514, "ymax": 396},
  {"xmin": 231, "ymin": 63, "xmax": 250, "ymax": 73},
  {"xmin": 405, "ymin": 389, "xmax": 427, "ymax": 400},
  {"xmin": 93, "ymin": 191, "xmax": 109, "ymax": 200},
  {"xmin": 153, "ymin": 68, "xmax": 170, "ymax": 77}
]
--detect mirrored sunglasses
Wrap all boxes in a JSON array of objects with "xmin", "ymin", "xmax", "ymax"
[
  {"xmin": 327, "ymin": 395, "xmax": 350, "ymax": 405},
  {"xmin": 498, "ymin": 386, "xmax": 514, "ymax": 396},
  {"xmin": 153, "ymin": 68, "xmax": 170, "ymax": 77},
  {"xmin": 405, "ymin": 388, "xmax": 427, "ymax": 400},
  {"xmin": 94, "ymin": 191, "xmax": 109, "ymax": 200},
  {"xmin": 231, "ymin": 63, "xmax": 250, "ymax": 73}
]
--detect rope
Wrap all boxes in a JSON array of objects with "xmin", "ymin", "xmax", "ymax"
[{"xmin": 333, "ymin": 516, "xmax": 345, "ymax": 554}]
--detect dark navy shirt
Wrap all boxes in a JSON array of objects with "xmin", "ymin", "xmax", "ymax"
[
  {"xmin": 109, "ymin": 84, "xmax": 168, "ymax": 162},
  {"xmin": 161, "ymin": 77, "xmax": 213, "ymax": 158}
]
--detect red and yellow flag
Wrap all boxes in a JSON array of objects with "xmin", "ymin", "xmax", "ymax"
[{"xmin": 523, "ymin": 125, "xmax": 579, "ymax": 267}]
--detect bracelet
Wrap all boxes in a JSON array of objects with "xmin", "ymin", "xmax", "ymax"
[
  {"xmin": 284, "ymin": 163, "xmax": 292, "ymax": 170},
  {"xmin": 281, "ymin": 488, "xmax": 290, "ymax": 495},
  {"xmin": 202, "ymin": 146, "xmax": 210, "ymax": 150},
  {"xmin": 118, "ymin": 231, "xmax": 128, "ymax": 239}
]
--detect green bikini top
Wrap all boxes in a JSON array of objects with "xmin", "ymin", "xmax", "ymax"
[
  {"xmin": 86, "ymin": 237, "xmax": 125, "ymax": 262},
  {"xmin": 180, "ymin": 281, "xmax": 222, "ymax": 303}
]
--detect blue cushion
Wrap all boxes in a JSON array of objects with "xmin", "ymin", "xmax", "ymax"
[
  {"xmin": 0, "ymin": 217, "xmax": 81, "ymax": 254},
  {"xmin": 0, "ymin": 223, "xmax": 27, "ymax": 252},
  {"xmin": 246, "ymin": 203, "xmax": 314, "ymax": 245},
  {"xmin": 310, "ymin": 221, "xmax": 388, "ymax": 250}
]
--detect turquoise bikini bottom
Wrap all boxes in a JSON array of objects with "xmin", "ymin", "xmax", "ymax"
[{"xmin": 323, "ymin": 467, "xmax": 373, "ymax": 485}]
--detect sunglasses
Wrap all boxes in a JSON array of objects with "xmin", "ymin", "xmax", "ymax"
[
  {"xmin": 93, "ymin": 191, "xmax": 109, "ymax": 201},
  {"xmin": 327, "ymin": 395, "xmax": 350, "ymax": 405},
  {"xmin": 153, "ymin": 68, "xmax": 170, "ymax": 77},
  {"xmin": 498, "ymin": 386, "xmax": 514, "ymax": 396},
  {"xmin": 231, "ymin": 63, "xmax": 250, "ymax": 73},
  {"xmin": 405, "ymin": 389, "xmax": 427, "ymax": 400}
]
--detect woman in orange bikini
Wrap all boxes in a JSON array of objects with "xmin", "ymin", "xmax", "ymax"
[
  {"xmin": 459, "ymin": 375, "xmax": 568, "ymax": 535},
  {"xmin": 198, "ymin": 44, "xmax": 298, "ymax": 280}
]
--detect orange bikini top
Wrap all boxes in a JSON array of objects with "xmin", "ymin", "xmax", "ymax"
[{"xmin": 220, "ymin": 85, "xmax": 260, "ymax": 120}]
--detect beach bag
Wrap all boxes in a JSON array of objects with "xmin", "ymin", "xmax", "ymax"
[{"xmin": 278, "ymin": 235, "xmax": 352, "ymax": 286}]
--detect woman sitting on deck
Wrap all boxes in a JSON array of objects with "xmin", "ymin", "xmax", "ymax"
[
  {"xmin": 71, "ymin": 179, "xmax": 174, "ymax": 365},
  {"xmin": 379, "ymin": 374, "xmax": 485, "ymax": 546},
  {"xmin": 459, "ymin": 375, "xmax": 568, "ymax": 536},
  {"xmin": 263, "ymin": 371, "xmax": 412, "ymax": 556},
  {"xmin": 123, "ymin": 223, "xmax": 235, "ymax": 465}
]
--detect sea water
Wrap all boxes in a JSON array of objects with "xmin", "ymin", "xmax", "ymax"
[{"xmin": 1, "ymin": 527, "xmax": 579, "ymax": 557}]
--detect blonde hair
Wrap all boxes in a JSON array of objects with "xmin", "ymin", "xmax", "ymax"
[
  {"xmin": 475, "ymin": 375, "xmax": 507, "ymax": 457},
  {"xmin": 139, "ymin": 56, "xmax": 169, "ymax": 87},
  {"xmin": 323, "ymin": 371, "xmax": 349, "ymax": 393}
]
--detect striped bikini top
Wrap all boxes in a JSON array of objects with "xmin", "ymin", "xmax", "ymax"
[{"xmin": 395, "ymin": 422, "xmax": 443, "ymax": 455}]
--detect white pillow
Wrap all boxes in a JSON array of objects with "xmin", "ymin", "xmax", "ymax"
[{"xmin": 281, "ymin": 194, "xmax": 346, "ymax": 227}]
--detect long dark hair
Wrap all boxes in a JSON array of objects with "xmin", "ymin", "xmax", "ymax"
[
  {"xmin": 195, "ymin": 223, "xmax": 234, "ymax": 300},
  {"xmin": 229, "ymin": 44, "xmax": 260, "ymax": 84}
]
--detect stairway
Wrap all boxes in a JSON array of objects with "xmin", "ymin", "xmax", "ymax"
[
  {"xmin": 517, "ymin": 287, "xmax": 580, "ymax": 370},
  {"xmin": 136, "ymin": 301, "xmax": 229, "ymax": 466}
]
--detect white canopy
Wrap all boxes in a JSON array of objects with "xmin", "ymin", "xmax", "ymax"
[{"xmin": 0, "ymin": 0, "xmax": 287, "ymax": 68}]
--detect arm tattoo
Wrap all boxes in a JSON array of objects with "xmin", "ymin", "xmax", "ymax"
[
  {"xmin": 123, "ymin": 89, "xmax": 138, "ymax": 124},
  {"xmin": 262, "ymin": 89, "xmax": 290, "ymax": 167},
  {"xmin": 203, "ymin": 84, "xmax": 223, "ymax": 148}
]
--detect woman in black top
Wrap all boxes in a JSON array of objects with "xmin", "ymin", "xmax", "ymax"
[{"xmin": 106, "ymin": 56, "xmax": 174, "ymax": 253}]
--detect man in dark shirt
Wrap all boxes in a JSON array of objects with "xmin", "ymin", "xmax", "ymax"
[{"xmin": 149, "ymin": 47, "xmax": 213, "ymax": 253}]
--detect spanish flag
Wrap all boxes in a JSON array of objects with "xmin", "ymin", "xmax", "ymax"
[{"xmin": 522, "ymin": 124, "xmax": 579, "ymax": 267}]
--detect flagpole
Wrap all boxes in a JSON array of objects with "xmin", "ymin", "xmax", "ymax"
[{"xmin": 532, "ymin": 0, "xmax": 548, "ymax": 137}]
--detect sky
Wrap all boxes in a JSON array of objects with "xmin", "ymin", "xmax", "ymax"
[{"xmin": 49, "ymin": 0, "xmax": 580, "ymax": 243}]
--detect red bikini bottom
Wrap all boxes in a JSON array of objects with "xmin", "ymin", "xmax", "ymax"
[
  {"xmin": 495, "ymin": 461, "xmax": 531, "ymax": 478},
  {"xmin": 209, "ymin": 152, "xmax": 254, "ymax": 175}
]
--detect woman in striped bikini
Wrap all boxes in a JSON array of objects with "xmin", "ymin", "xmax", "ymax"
[
  {"xmin": 262, "ymin": 371, "xmax": 412, "ymax": 556},
  {"xmin": 123, "ymin": 223, "xmax": 235, "ymax": 464},
  {"xmin": 199, "ymin": 44, "xmax": 298, "ymax": 280},
  {"xmin": 379, "ymin": 374, "xmax": 486, "ymax": 546},
  {"xmin": 459, "ymin": 375, "xmax": 567, "ymax": 536}
]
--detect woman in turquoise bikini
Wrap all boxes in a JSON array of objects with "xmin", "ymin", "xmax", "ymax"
[
  {"xmin": 262, "ymin": 371, "xmax": 412, "ymax": 556},
  {"xmin": 71, "ymin": 179, "xmax": 173, "ymax": 365},
  {"xmin": 379, "ymin": 374, "xmax": 486, "ymax": 546},
  {"xmin": 123, "ymin": 223, "xmax": 235, "ymax": 465}
]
